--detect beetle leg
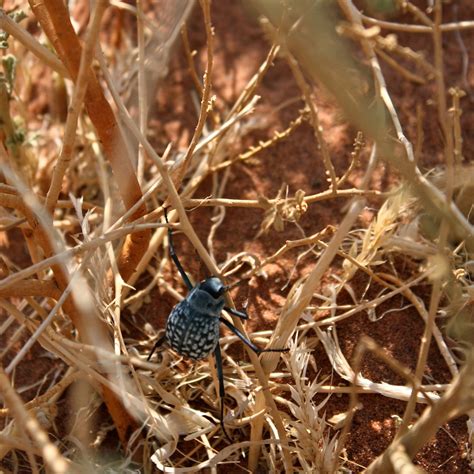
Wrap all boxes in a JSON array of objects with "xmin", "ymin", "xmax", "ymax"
[
  {"xmin": 214, "ymin": 344, "xmax": 232, "ymax": 443},
  {"xmin": 147, "ymin": 335, "xmax": 167, "ymax": 361},
  {"xmin": 220, "ymin": 317, "xmax": 289, "ymax": 354},
  {"xmin": 224, "ymin": 306, "xmax": 248, "ymax": 320},
  {"xmin": 163, "ymin": 207, "xmax": 193, "ymax": 291}
]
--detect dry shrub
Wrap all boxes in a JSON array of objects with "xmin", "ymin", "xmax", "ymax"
[{"xmin": 0, "ymin": 1, "xmax": 472, "ymax": 472}]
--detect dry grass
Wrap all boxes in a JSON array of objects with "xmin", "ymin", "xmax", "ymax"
[{"xmin": 0, "ymin": 0, "xmax": 473, "ymax": 472}]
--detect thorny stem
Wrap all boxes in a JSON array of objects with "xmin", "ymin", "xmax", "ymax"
[
  {"xmin": 333, "ymin": 337, "xmax": 419, "ymax": 472},
  {"xmin": 337, "ymin": 132, "xmax": 364, "ymax": 186},
  {"xmin": 0, "ymin": 9, "xmax": 69, "ymax": 77},
  {"xmin": 362, "ymin": 15, "xmax": 474, "ymax": 33},
  {"xmin": 0, "ymin": 368, "xmax": 71, "ymax": 473},
  {"xmin": 44, "ymin": 0, "xmax": 107, "ymax": 214},
  {"xmin": 182, "ymin": 188, "xmax": 380, "ymax": 208},
  {"xmin": 29, "ymin": 0, "xmax": 150, "ymax": 282},
  {"xmin": 285, "ymin": 53, "xmax": 338, "ymax": 191},
  {"xmin": 172, "ymin": 0, "xmax": 214, "ymax": 191},
  {"xmin": 181, "ymin": 25, "xmax": 203, "ymax": 96},
  {"xmin": 136, "ymin": 0, "xmax": 148, "ymax": 186},
  {"xmin": 398, "ymin": 0, "xmax": 455, "ymax": 439},
  {"xmin": 209, "ymin": 108, "xmax": 308, "ymax": 174},
  {"xmin": 340, "ymin": 0, "xmax": 474, "ymax": 248},
  {"xmin": 366, "ymin": 357, "xmax": 474, "ymax": 473},
  {"xmin": 449, "ymin": 87, "xmax": 465, "ymax": 165},
  {"xmin": 0, "ymin": 221, "xmax": 164, "ymax": 291},
  {"xmin": 227, "ymin": 43, "xmax": 279, "ymax": 117}
]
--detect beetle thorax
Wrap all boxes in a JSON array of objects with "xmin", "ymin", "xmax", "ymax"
[{"xmin": 187, "ymin": 283, "xmax": 225, "ymax": 317}]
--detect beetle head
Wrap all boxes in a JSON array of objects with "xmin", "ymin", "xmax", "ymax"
[
  {"xmin": 185, "ymin": 277, "xmax": 226, "ymax": 317},
  {"xmin": 200, "ymin": 277, "xmax": 226, "ymax": 299}
]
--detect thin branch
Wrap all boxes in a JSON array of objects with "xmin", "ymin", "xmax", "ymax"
[
  {"xmin": 172, "ymin": 0, "xmax": 214, "ymax": 190},
  {"xmin": 44, "ymin": 0, "xmax": 108, "ymax": 214},
  {"xmin": 366, "ymin": 358, "xmax": 474, "ymax": 472},
  {"xmin": 285, "ymin": 53, "xmax": 338, "ymax": 190},
  {"xmin": 29, "ymin": 0, "xmax": 151, "ymax": 284},
  {"xmin": 0, "ymin": 222, "xmax": 165, "ymax": 291},
  {"xmin": 136, "ymin": 0, "xmax": 147, "ymax": 186},
  {"xmin": 0, "ymin": 8, "xmax": 69, "ymax": 77},
  {"xmin": 362, "ymin": 15, "xmax": 474, "ymax": 33},
  {"xmin": 0, "ymin": 367, "xmax": 71, "ymax": 473},
  {"xmin": 182, "ymin": 187, "xmax": 381, "ymax": 209}
]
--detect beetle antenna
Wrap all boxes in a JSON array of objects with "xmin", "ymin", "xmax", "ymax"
[{"xmin": 163, "ymin": 207, "xmax": 193, "ymax": 291}]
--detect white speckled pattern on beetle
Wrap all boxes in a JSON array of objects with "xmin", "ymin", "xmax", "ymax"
[{"xmin": 166, "ymin": 280, "xmax": 224, "ymax": 360}]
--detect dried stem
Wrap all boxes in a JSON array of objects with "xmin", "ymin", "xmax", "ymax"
[
  {"xmin": 398, "ymin": 0, "xmax": 455, "ymax": 438},
  {"xmin": 333, "ymin": 336, "xmax": 426, "ymax": 472},
  {"xmin": 285, "ymin": 53, "xmax": 338, "ymax": 190},
  {"xmin": 172, "ymin": 0, "xmax": 214, "ymax": 190},
  {"xmin": 449, "ymin": 87, "xmax": 465, "ymax": 165},
  {"xmin": 339, "ymin": 0, "xmax": 474, "ymax": 249},
  {"xmin": 366, "ymin": 356, "xmax": 474, "ymax": 473},
  {"xmin": 247, "ymin": 198, "xmax": 367, "ymax": 469},
  {"xmin": 362, "ymin": 15, "xmax": 474, "ymax": 33},
  {"xmin": 2, "ymin": 0, "xmax": 471, "ymax": 470},
  {"xmin": 182, "ymin": 187, "xmax": 380, "ymax": 209},
  {"xmin": 209, "ymin": 108, "xmax": 308, "ymax": 174},
  {"xmin": 181, "ymin": 24, "xmax": 203, "ymax": 96},
  {"xmin": 0, "ymin": 367, "xmax": 71, "ymax": 473},
  {"xmin": 44, "ymin": 0, "xmax": 108, "ymax": 214},
  {"xmin": 0, "ymin": 8, "xmax": 69, "ymax": 77},
  {"xmin": 375, "ymin": 47, "xmax": 426, "ymax": 84},
  {"xmin": 28, "ymin": 0, "xmax": 151, "ymax": 283},
  {"xmin": 136, "ymin": 0, "xmax": 147, "ymax": 186},
  {"xmin": 0, "ymin": 222, "xmax": 164, "ymax": 291},
  {"xmin": 0, "ymin": 279, "xmax": 60, "ymax": 299}
]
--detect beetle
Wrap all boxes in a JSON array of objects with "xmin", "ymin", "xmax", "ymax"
[{"xmin": 147, "ymin": 208, "xmax": 288, "ymax": 441}]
